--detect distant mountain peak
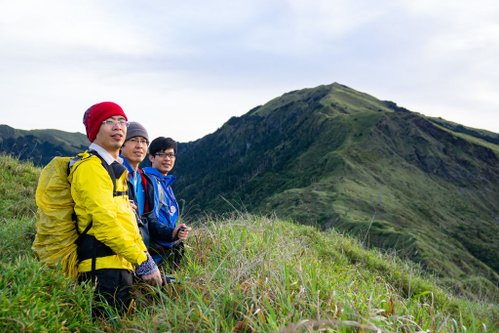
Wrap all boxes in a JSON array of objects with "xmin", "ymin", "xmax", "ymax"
[{"xmin": 248, "ymin": 82, "xmax": 408, "ymax": 120}]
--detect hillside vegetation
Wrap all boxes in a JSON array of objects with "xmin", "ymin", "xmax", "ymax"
[
  {"xmin": 0, "ymin": 154, "xmax": 497, "ymax": 332},
  {"xmin": 0, "ymin": 124, "xmax": 88, "ymax": 166},
  {"xmin": 175, "ymin": 83, "xmax": 499, "ymax": 302}
]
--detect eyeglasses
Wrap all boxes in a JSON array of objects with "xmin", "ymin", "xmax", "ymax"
[
  {"xmin": 102, "ymin": 119, "xmax": 128, "ymax": 127},
  {"xmin": 155, "ymin": 152, "xmax": 176, "ymax": 159},
  {"xmin": 128, "ymin": 138, "xmax": 148, "ymax": 146}
]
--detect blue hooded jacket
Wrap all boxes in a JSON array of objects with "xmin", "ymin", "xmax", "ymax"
[{"xmin": 142, "ymin": 167, "xmax": 179, "ymax": 249}]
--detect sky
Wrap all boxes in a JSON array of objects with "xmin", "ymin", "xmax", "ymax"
[{"xmin": 1, "ymin": 0, "xmax": 498, "ymax": 143}]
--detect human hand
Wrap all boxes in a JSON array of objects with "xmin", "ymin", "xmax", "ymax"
[
  {"xmin": 129, "ymin": 200, "xmax": 138, "ymax": 211},
  {"xmin": 141, "ymin": 270, "xmax": 162, "ymax": 286},
  {"xmin": 174, "ymin": 224, "xmax": 191, "ymax": 241}
]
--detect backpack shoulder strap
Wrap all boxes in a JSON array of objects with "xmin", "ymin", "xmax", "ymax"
[{"xmin": 87, "ymin": 150, "xmax": 127, "ymax": 197}]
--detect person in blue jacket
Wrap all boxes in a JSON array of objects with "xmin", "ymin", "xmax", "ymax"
[{"xmin": 143, "ymin": 136, "xmax": 191, "ymax": 267}]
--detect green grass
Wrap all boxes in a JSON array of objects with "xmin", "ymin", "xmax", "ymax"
[
  {"xmin": 2, "ymin": 214, "xmax": 497, "ymax": 332},
  {"xmin": 1, "ymin": 256, "xmax": 95, "ymax": 332},
  {"xmin": 1, "ymin": 154, "xmax": 497, "ymax": 332},
  {"xmin": 0, "ymin": 155, "xmax": 38, "ymax": 219}
]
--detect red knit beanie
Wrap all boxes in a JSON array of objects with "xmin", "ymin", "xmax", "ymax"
[{"xmin": 83, "ymin": 101, "xmax": 128, "ymax": 142}]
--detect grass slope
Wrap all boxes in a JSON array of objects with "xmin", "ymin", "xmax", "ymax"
[{"xmin": 0, "ymin": 155, "xmax": 497, "ymax": 332}]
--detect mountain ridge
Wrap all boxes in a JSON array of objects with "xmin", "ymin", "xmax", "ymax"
[{"xmin": 0, "ymin": 124, "xmax": 88, "ymax": 165}]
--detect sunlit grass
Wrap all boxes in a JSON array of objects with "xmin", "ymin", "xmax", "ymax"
[
  {"xmin": 127, "ymin": 215, "xmax": 497, "ymax": 332},
  {"xmin": 1, "ymin": 213, "xmax": 497, "ymax": 332}
]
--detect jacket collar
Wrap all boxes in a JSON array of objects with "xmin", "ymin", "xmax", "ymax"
[
  {"xmin": 143, "ymin": 167, "xmax": 176, "ymax": 185},
  {"xmin": 89, "ymin": 143, "xmax": 123, "ymax": 165},
  {"xmin": 121, "ymin": 156, "xmax": 136, "ymax": 174}
]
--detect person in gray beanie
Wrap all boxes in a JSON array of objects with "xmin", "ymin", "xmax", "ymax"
[
  {"xmin": 121, "ymin": 122, "xmax": 187, "ymax": 280},
  {"xmin": 122, "ymin": 122, "xmax": 151, "ymax": 221}
]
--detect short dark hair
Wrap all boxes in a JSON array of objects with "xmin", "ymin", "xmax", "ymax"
[{"xmin": 148, "ymin": 137, "xmax": 177, "ymax": 156}]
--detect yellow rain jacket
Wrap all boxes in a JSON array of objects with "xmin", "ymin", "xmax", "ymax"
[{"xmin": 68, "ymin": 154, "xmax": 147, "ymax": 273}]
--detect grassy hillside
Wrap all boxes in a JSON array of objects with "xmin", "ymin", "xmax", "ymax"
[
  {"xmin": 175, "ymin": 83, "xmax": 499, "ymax": 302},
  {"xmin": 1, "ymin": 155, "xmax": 498, "ymax": 332}
]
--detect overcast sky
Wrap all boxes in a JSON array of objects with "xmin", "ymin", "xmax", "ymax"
[{"xmin": 1, "ymin": 0, "xmax": 498, "ymax": 142}]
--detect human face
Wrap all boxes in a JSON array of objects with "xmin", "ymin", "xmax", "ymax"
[
  {"xmin": 121, "ymin": 137, "xmax": 148, "ymax": 169},
  {"xmin": 149, "ymin": 148, "xmax": 176, "ymax": 175},
  {"xmin": 93, "ymin": 116, "xmax": 127, "ymax": 158}
]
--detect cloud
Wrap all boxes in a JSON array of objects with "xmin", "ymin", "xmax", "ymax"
[
  {"xmin": 2, "ymin": 2, "xmax": 152, "ymax": 55},
  {"xmin": 0, "ymin": 0, "xmax": 498, "ymax": 141}
]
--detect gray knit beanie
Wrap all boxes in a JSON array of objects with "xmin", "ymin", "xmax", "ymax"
[{"xmin": 126, "ymin": 121, "xmax": 149, "ymax": 142}]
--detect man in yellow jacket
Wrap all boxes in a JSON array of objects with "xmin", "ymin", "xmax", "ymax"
[{"xmin": 73, "ymin": 101, "xmax": 162, "ymax": 317}]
